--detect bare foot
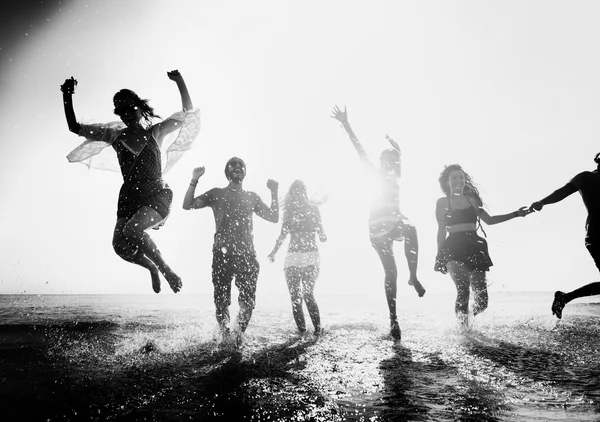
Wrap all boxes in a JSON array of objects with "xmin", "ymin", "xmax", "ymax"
[
  {"xmin": 163, "ymin": 269, "xmax": 182, "ymax": 293},
  {"xmin": 408, "ymin": 277, "xmax": 426, "ymax": 297},
  {"xmin": 151, "ymin": 270, "xmax": 161, "ymax": 294}
]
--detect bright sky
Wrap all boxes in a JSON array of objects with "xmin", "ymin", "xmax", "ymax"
[{"xmin": 1, "ymin": 0, "xmax": 599, "ymax": 297}]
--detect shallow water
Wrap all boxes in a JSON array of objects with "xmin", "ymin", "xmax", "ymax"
[{"xmin": 1, "ymin": 292, "xmax": 599, "ymax": 421}]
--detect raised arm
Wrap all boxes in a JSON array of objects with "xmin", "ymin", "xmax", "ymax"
[
  {"xmin": 182, "ymin": 166, "xmax": 208, "ymax": 210},
  {"xmin": 255, "ymin": 179, "xmax": 279, "ymax": 223},
  {"xmin": 154, "ymin": 70, "xmax": 194, "ymax": 140},
  {"xmin": 530, "ymin": 182, "xmax": 578, "ymax": 212},
  {"xmin": 61, "ymin": 77, "xmax": 81, "ymax": 134},
  {"xmin": 330, "ymin": 105, "xmax": 373, "ymax": 168},
  {"xmin": 169, "ymin": 69, "xmax": 193, "ymax": 111}
]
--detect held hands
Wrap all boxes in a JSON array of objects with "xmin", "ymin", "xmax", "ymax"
[
  {"xmin": 60, "ymin": 77, "xmax": 78, "ymax": 94},
  {"xmin": 191, "ymin": 166, "xmax": 205, "ymax": 180},
  {"xmin": 514, "ymin": 206, "xmax": 532, "ymax": 217},
  {"xmin": 330, "ymin": 105, "xmax": 348, "ymax": 124},
  {"xmin": 267, "ymin": 179, "xmax": 279, "ymax": 192},
  {"xmin": 529, "ymin": 201, "xmax": 544, "ymax": 213},
  {"xmin": 167, "ymin": 69, "xmax": 183, "ymax": 82}
]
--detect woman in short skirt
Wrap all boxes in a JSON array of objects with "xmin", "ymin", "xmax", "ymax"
[{"xmin": 435, "ymin": 164, "xmax": 529, "ymax": 326}]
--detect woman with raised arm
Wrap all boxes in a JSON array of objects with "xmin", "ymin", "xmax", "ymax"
[
  {"xmin": 268, "ymin": 180, "xmax": 327, "ymax": 336},
  {"xmin": 331, "ymin": 105, "xmax": 425, "ymax": 341},
  {"xmin": 435, "ymin": 164, "xmax": 529, "ymax": 327},
  {"xmin": 61, "ymin": 70, "xmax": 201, "ymax": 294}
]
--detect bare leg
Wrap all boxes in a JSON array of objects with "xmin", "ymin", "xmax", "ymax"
[
  {"xmin": 113, "ymin": 217, "xmax": 162, "ymax": 293},
  {"xmin": 403, "ymin": 224, "xmax": 425, "ymax": 297},
  {"xmin": 373, "ymin": 240, "xmax": 401, "ymax": 339},
  {"xmin": 552, "ymin": 282, "xmax": 600, "ymax": 319},
  {"xmin": 470, "ymin": 270, "xmax": 488, "ymax": 316},
  {"xmin": 121, "ymin": 207, "xmax": 181, "ymax": 293},
  {"xmin": 302, "ymin": 266, "xmax": 321, "ymax": 333},
  {"xmin": 447, "ymin": 260, "xmax": 471, "ymax": 326},
  {"xmin": 285, "ymin": 267, "xmax": 307, "ymax": 332}
]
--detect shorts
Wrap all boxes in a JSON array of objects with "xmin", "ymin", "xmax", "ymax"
[
  {"xmin": 370, "ymin": 216, "xmax": 410, "ymax": 246},
  {"xmin": 284, "ymin": 251, "xmax": 320, "ymax": 269},
  {"xmin": 585, "ymin": 238, "xmax": 600, "ymax": 271},
  {"xmin": 435, "ymin": 231, "xmax": 493, "ymax": 274},
  {"xmin": 117, "ymin": 179, "xmax": 172, "ymax": 221},
  {"xmin": 212, "ymin": 248, "xmax": 260, "ymax": 310}
]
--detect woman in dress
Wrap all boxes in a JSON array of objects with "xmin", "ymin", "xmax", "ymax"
[
  {"xmin": 435, "ymin": 164, "xmax": 529, "ymax": 326},
  {"xmin": 61, "ymin": 70, "xmax": 200, "ymax": 293},
  {"xmin": 268, "ymin": 180, "xmax": 326, "ymax": 335}
]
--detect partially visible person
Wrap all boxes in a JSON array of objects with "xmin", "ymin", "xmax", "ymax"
[
  {"xmin": 268, "ymin": 180, "xmax": 327, "ymax": 336},
  {"xmin": 182, "ymin": 159, "xmax": 279, "ymax": 343},
  {"xmin": 61, "ymin": 70, "xmax": 201, "ymax": 293},
  {"xmin": 530, "ymin": 153, "xmax": 600, "ymax": 319},
  {"xmin": 435, "ymin": 164, "xmax": 529, "ymax": 327},
  {"xmin": 331, "ymin": 105, "xmax": 425, "ymax": 341}
]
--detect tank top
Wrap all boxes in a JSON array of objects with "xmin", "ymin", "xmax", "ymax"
[{"xmin": 445, "ymin": 197, "xmax": 478, "ymax": 226}]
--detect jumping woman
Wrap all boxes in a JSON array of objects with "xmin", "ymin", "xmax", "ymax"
[{"xmin": 61, "ymin": 70, "xmax": 200, "ymax": 293}]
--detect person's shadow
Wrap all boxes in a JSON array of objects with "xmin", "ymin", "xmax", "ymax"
[
  {"xmin": 376, "ymin": 342, "xmax": 509, "ymax": 422},
  {"xmin": 462, "ymin": 331, "xmax": 600, "ymax": 411},
  {"xmin": 15, "ymin": 325, "xmax": 333, "ymax": 421}
]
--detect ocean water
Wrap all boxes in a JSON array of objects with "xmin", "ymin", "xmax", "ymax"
[{"xmin": 1, "ymin": 291, "xmax": 599, "ymax": 421}]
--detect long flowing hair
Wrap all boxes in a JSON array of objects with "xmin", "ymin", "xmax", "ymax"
[
  {"xmin": 438, "ymin": 164, "xmax": 483, "ymax": 206},
  {"xmin": 113, "ymin": 89, "xmax": 161, "ymax": 128},
  {"xmin": 281, "ymin": 180, "xmax": 311, "ymax": 225}
]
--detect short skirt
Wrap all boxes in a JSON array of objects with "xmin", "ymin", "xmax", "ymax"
[
  {"xmin": 117, "ymin": 179, "xmax": 173, "ymax": 223},
  {"xmin": 434, "ymin": 231, "xmax": 493, "ymax": 274}
]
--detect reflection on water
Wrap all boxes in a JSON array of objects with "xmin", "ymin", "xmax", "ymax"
[{"xmin": 1, "ymin": 292, "xmax": 599, "ymax": 421}]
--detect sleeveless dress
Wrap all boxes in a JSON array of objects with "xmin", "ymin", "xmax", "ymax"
[
  {"xmin": 114, "ymin": 134, "xmax": 172, "ymax": 221},
  {"xmin": 434, "ymin": 198, "xmax": 493, "ymax": 274},
  {"xmin": 66, "ymin": 108, "xmax": 201, "ymax": 223}
]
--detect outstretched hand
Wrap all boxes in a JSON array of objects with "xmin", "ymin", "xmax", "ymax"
[
  {"xmin": 60, "ymin": 77, "xmax": 78, "ymax": 94},
  {"xmin": 167, "ymin": 69, "xmax": 183, "ymax": 82},
  {"xmin": 268, "ymin": 252, "xmax": 275, "ymax": 263},
  {"xmin": 267, "ymin": 179, "xmax": 279, "ymax": 192},
  {"xmin": 515, "ymin": 206, "xmax": 532, "ymax": 217},
  {"xmin": 330, "ymin": 105, "xmax": 348, "ymax": 124}
]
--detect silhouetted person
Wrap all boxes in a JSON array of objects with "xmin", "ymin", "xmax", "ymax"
[
  {"xmin": 331, "ymin": 105, "xmax": 425, "ymax": 341},
  {"xmin": 183, "ymin": 159, "xmax": 279, "ymax": 343},
  {"xmin": 435, "ymin": 164, "xmax": 529, "ymax": 327},
  {"xmin": 268, "ymin": 180, "xmax": 326, "ymax": 335},
  {"xmin": 530, "ymin": 153, "xmax": 600, "ymax": 319},
  {"xmin": 62, "ymin": 70, "xmax": 200, "ymax": 293}
]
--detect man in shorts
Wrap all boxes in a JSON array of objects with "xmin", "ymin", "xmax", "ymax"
[
  {"xmin": 183, "ymin": 157, "xmax": 279, "ymax": 340},
  {"xmin": 530, "ymin": 153, "xmax": 600, "ymax": 318}
]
